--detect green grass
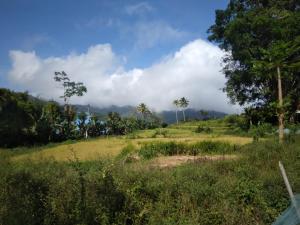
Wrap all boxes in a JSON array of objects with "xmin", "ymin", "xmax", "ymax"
[
  {"xmin": 1, "ymin": 137, "xmax": 300, "ymax": 224},
  {"xmin": 1, "ymin": 119, "xmax": 300, "ymax": 224},
  {"xmin": 8, "ymin": 135, "xmax": 251, "ymax": 162},
  {"xmin": 1, "ymin": 120, "xmax": 254, "ymax": 162}
]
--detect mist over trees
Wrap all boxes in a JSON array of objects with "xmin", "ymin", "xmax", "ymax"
[{"xmin": 0, "ymin": 72, "xmax": 164, "ymax": 147}]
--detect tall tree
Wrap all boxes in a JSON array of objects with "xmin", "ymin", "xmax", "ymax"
[
  {"xmin": 107, "ymin": 112, "xmax": 123, "ymax": 135},
  {"xmin": 0, "ymin": 89, "xmax": 46, "ymax": 147},
  {"xmin": 208, "ymin": 0, "xmax": 300, "ymax": 141},
  {"xmin": 252, "ymin": 39, "xmax": 300, "ymax": 142},
  {"xmin": 136, "ymin": 103, "xmax": 149, "ymax": 120},
  {"xmin": 179, "ymin": 97, "xmax": 189, "ymax": 122},
  {"xmin": 37, "ymin": 101, "xmax": 63, "ymax": 142},
  {"xmin": 77, "ymin": 112, "xmax": 88, "ymax": 138},
  {"xmin": 54, "ymin": 71, "xmax": 87, "ymax": 136},
  {"xmin": 54, "ymin": 71, "xmax": 87, "ymax": 113},
  {"xmin": 173, "ymin": 99, "xmax": 180, "ymax": 124}
]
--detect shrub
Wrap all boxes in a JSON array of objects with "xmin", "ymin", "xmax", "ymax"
[
  {"xmin": 249, "ymin": 123, "xmax": 274, "ymax": 141},
  {"xmin": 1, "ymin": 170, "xmax": 48, "ymax": 225},
  {"xmin": 115, "ymin": 143, "xmax": 138, "ymax": 163},
  {"xmin": 138, "ymin": 141, "xmax": 236, "ymax": 159},
  {"xmin": 126, "ymin": 132, "xmax": 140, "ymax": 139},
  {"xmin": 151, "ymin": 129, "xmax": 169, "ymax": 138},
  {"xmin": 161, "ymin": 122, "xmax": 168, "ymax": 128},
  {"xmin": 195, "ymin": 126, "xmax": 213, "ymax": 133}
]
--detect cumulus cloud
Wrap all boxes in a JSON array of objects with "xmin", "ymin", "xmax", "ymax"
[
  {"xmin": 7, "ymin": 39, "xmax": 238, "ymax": 113},
  {"xmin": 124, "ymin": 2, "xmax": 154, "ymax": 16}
]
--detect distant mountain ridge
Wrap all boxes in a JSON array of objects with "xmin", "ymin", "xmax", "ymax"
[
  {"xmin": 74, "ymin": 104, "xmax": 227, "ymax": 124},
  {"xmin": 160, "ymin": 108, "xmax": 227, "ymax": 124}
]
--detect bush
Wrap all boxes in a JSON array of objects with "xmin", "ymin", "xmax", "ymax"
[
  {"xmin": 151, "ymin": 129, "xmax": 169, "ymax": 138},
  {"xmin": 2, "ymin": 139, "xmax": 300, "ymax": 224},
  {"xmin": 116, "ymin": 143, "xmax": 138, "ymax": 163},
  {"xmin": 138, "ymin": 141, "xmax": 236, "ymax": 159},
  {"xmin": 161, "ymin": 122, "xmax": 168, "ymax": 128},
  {"xmin": 249, "ymin": 123, "xmax": 274, "ymax": 141},
  {"xmin": 225, "ymin": 114, "xmax": 249, "ymax": 131},
  {"xmin": 195, "ymin": 126, "xmax": 213, "ymax": 133}
]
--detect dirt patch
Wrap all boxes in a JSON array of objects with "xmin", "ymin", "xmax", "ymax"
[{"xmin": 151, "ymin": 154, "xmax": 238, "ymax": 168}]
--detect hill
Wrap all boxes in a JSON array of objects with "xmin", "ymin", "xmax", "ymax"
[{"xmin": 74, "ymin": 104, "xmax": 227, "ymax": 123}]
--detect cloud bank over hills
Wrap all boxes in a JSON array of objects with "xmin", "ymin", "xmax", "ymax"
[{"xmin": 8, "ymin": 39, "xmax": 239, "ymax": 113}]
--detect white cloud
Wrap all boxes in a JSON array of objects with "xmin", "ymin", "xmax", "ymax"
[
  {"xmin": 7, "ymin": 39, "xmax": 238, "ymax": 113},
  {"xmin": 124, "ymin": 2, "xmax": 154, "ymax": 16}
]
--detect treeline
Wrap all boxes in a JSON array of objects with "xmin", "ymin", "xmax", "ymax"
[{"xmin": 0, "ymin": 88, "xmax": 162, "ymax": 148}]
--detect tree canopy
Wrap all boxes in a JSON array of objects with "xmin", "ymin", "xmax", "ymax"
[{"xmin": 208, "ymin": 0, "xmax": 300, "ymax": 122}]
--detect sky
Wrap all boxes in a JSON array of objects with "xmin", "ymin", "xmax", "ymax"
[{"xmin": 0, "ymin": 0, "xmax": 240, "ymax": 113}]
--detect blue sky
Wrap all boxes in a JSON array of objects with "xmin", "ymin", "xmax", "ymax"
[
  {"xmin": 0, "ymin": 0, "xmax": 227, "ymax": 76},
  {"xmin": 0, "ymin": 0, "xmax": 239, "ymax": 112}
]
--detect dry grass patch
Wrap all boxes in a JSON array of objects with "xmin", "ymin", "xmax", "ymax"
[
  {"xmin": 11, "ymin": 133, "xmax": 251, "ymax": 162},
  {"xmin": 133, "ymin": 135, "xmax": 252, "ymax": 145},
  {"xmin": 145, "ymin": 154, "xmax": 239, "ymax": 168},
  {"xmin": 13, "ymin": 137, "xmax": 128, "ymax": 161}
]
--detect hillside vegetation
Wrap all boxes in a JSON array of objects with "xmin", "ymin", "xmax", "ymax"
[
  {"xmin": 0, "ymin": 1, "xmax": 299, "ymax": 224},
  {"xmin": 1, "ymin": 119, "xmax": 300, "ymax": 224},
  {"xmin": 7, "ymin": 119, "xmax": 253, "ymax": 161}
]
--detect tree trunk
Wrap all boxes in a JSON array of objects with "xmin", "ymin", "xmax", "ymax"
[
  {"xmin": 182, "ymin": 109, "xmax": 186, "ymax": 122},
  {"xmin": 277, "ymin": 66, "xmax": 284, "ymax": 143},
  {"xmin": 175, "ymin": 109, "xmax": 178, "ymax": 124}
]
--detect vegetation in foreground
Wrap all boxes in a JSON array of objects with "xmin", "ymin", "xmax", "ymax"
[{"xmin": 1, "ymin": 137, "xmax": 300, "ymax": 225}]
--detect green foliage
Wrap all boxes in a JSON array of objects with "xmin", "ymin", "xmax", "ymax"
[
  {"xmin": 2, "ymin": 139, "xmax": 300, "ymax": 224},
  {"xmin": 0, "ymin": 88, "xmax": 163, "ymax": 147},
  {"xmin": 208, "ymin": 0, "xmax": 300, "ymax": 120},
  {"xmin": 225, "ymin": 114, "xmax": 249, "ymax": 131},
  {"xmin": 0, "ymin": 88, "xmax": 45, "ymax": 147},
  {"xmin": 54, "ymin": 71, "xmax": 87, "ymax": 100},
  {"xmin": 138, "ymin": 141, "xmax": 236, "ymax": 159},
  {"xmin": 115, "ymin": 143, "xmax": 138, "ymax": 164},
  {"xmin": 161, "ymin": 122, "xmax": 168, "ymax": 128},
  {"xmin": 150, "ymin": 129, "xmax": 169, "ymax": 138},
  {"xmin": 195, "ymin": 125, "xmax": 213, "ymax": 133},
  {"xmin": 249, "ymin": 123, "xmax": 275, "ymax": 141},
  {"xmin": 284, "ymin": 123, "xmax": 300, "ymax": 143}
]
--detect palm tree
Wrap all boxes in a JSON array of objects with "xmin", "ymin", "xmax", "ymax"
[
  {"xmin": 179, "ymin": 97, "xmax": 189, "ymax": 122},
  {"xmin": 173, "ymin": 99, "xmax": 180, "ymax": 124},
  {"xmin": 136, "ymin": 103, "xmax": 149, "ymax": 120}
]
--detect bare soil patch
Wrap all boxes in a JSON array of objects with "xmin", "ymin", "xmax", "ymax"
[{"xmin": 151, "ymin": 154, "xmax": 238, "ymax": 168}]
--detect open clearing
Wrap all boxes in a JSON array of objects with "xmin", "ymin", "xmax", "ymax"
[
  {"xmin": 149, "ymin": 154, "xmax": 239, "ymax": 168},
  {"xmin": 12, "ymin": 126, "xmax": 252, "ymax": 161}
]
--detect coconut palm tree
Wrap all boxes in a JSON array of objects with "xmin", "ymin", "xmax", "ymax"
[
  {"xmin": 136, "ymin": 103, "xmax": 149, "ymax": 120},
  {"xmin": 173, "ymin": 99, "xmax": 180, "ymax": 124},
  {"xmin": 179, "ymin": 97, "xmax": 189, "ymax": 122}
]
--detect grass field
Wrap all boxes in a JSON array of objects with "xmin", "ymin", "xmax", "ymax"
[
  {"xmin": 2, "ymin": 119, "xmax": 300, "ymax": 225},
  {"xmin": 9, "ymin": 121, "xmax": 253, "ymax": 161}
]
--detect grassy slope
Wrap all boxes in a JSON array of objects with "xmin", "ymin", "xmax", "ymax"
[
  {"xmin": 2, "ymin": 138, "xmax": 300, "ymax": 224},
  {"xmin": 1, "ymin": 120, "xmax": 300, "ymax": 224},
  {"xmin": 7, "ymin": 120, "xmax": 252, "ymax": 161}
]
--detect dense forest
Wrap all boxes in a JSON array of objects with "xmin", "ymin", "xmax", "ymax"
[{"xmin": 0, "ymin": 88, "xmax": 164, "ymax": 147}]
